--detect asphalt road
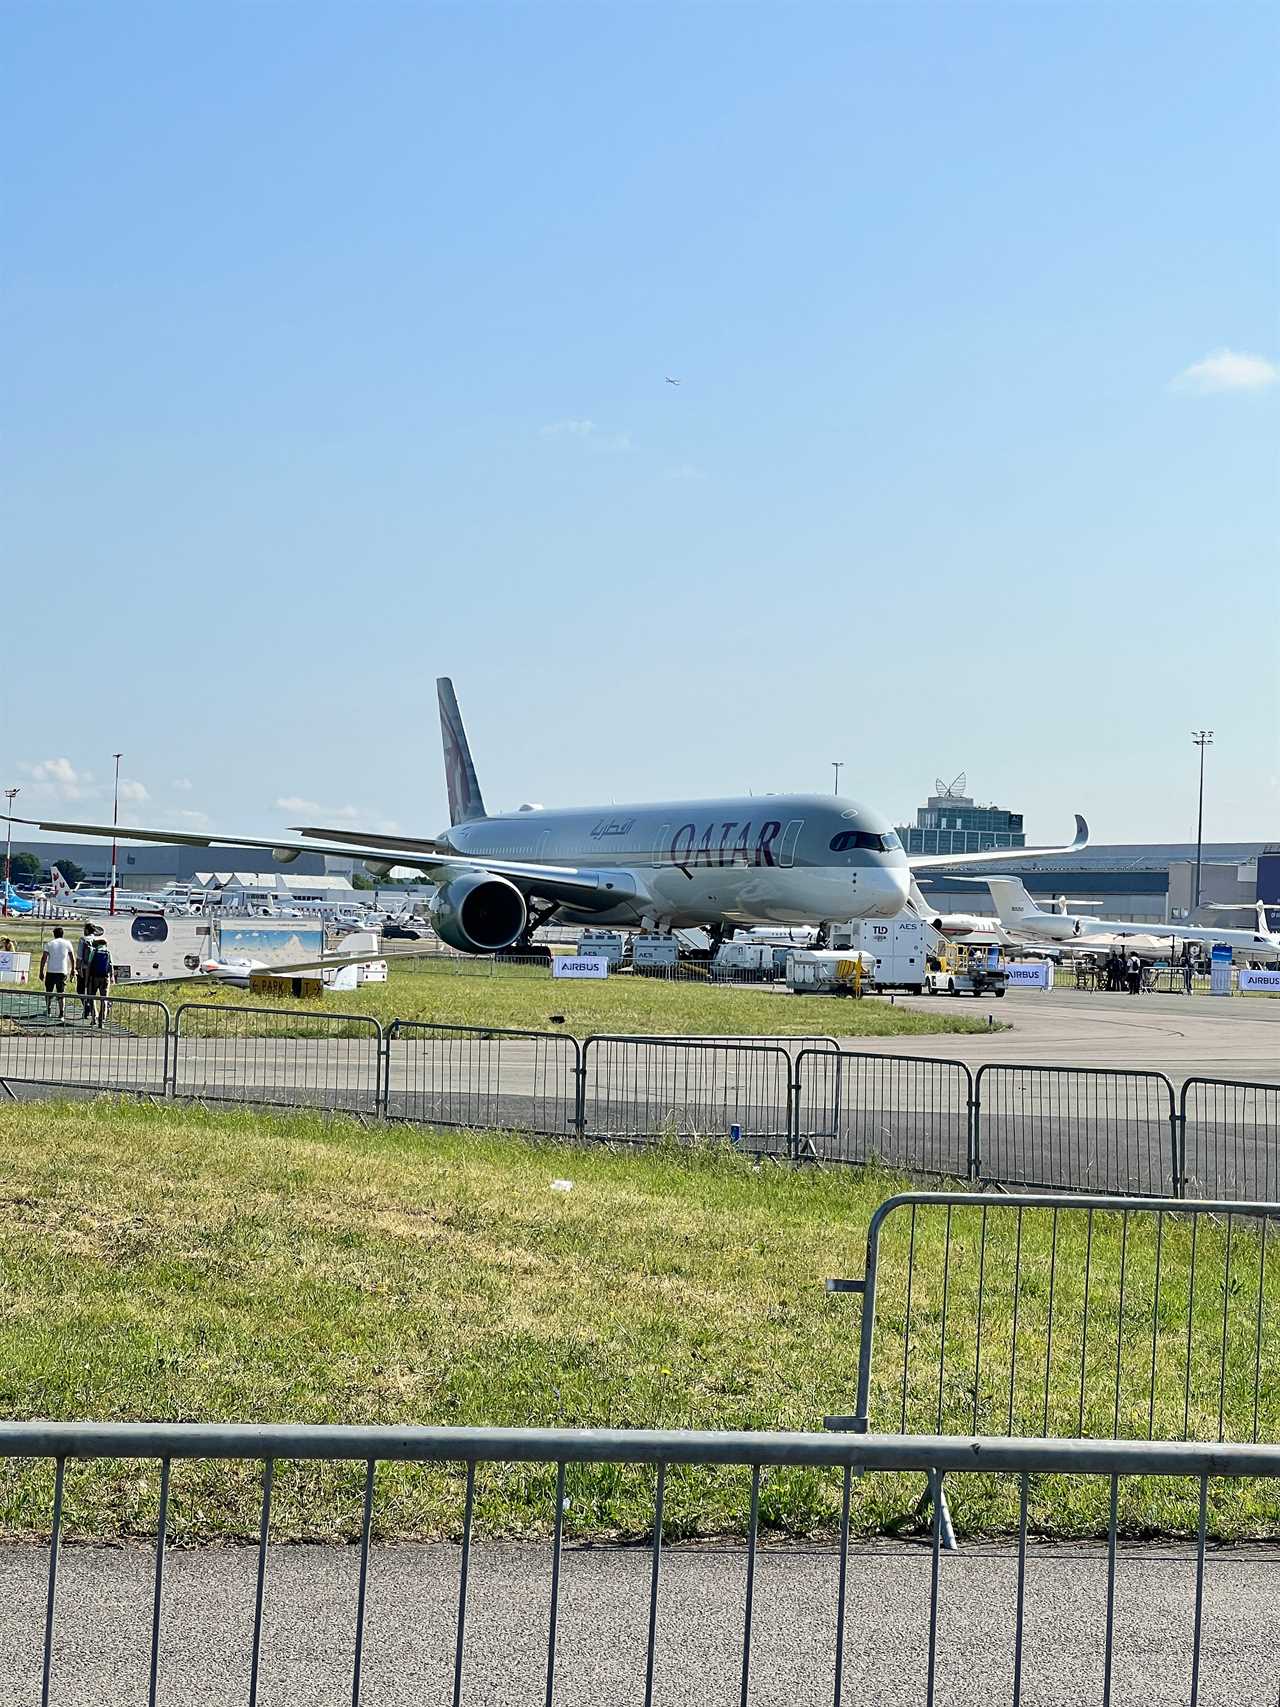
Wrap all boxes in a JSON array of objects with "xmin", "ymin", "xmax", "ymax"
[{"xmin": 2, "ymin": 1536, "xmax": 1275, "ymax": 1705}]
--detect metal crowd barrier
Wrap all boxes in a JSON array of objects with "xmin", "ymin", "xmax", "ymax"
[
  {"xmin": 794, "ymin": 1049, "xmax": 974, "ymax": 1177},
  {"xmin": 385, "ymin": 1021, "xmax": 582, "ymax": 1137},
  {"xmin": 171, "ymin": 1005, "xmax": 385, "ymax": 1116},
  {"xmin": 0, "ymin": 992, "xmax": 171, "ymax": 1101},
  {"xmin": 1180, "ymin": 1077, "xmax": 1280, "ymax": 1202},
  {"xmin": 580, "ymin": 1036, "xmax": 795, "ymax": 1155},
  {"xmin": 974, "ymin": 1063, "xmax": 1180, "ymax": 1196},
  {"xmin": 4, "ymin": 993, "xmax": 1280, "ymax": 1199},
  {"xmin": 830, "ymin": 1192, "xmax": 1280, "ymax": 1447},
  {"xmin": 8, "ymin": 1419, "xmax": 1279, "ymax": 1706}
]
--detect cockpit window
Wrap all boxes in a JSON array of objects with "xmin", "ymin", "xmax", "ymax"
[{"xmin": 829, "ymin": 829, "xmax": 900, "ymax": 854}]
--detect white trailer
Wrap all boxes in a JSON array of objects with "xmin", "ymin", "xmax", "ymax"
[
  {"xmin": 713, "ymin": 941, "xmax": 778, "ymax": 975},
  {"xmin": 578, "ymin": 930, "xmax": 626, "ymax": 967},
  {"xmin": 632, "ymin": 934, "xmax": 680, "ymax": 971},
  {"xmin": 786, "ymin": 950, "xmax": 877, "ymax": 995}
]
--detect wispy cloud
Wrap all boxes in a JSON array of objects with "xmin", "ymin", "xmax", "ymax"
[
  {"xmin": 1170, "ymin": 348, "xmax": 1279, "ymax": 394},
  {"xmin": 118, "ymin": 779, "xmax": 149, "ymax": 804},
  {"xmin": 19, "ymin": 758, "xmax": 96, "ymax": 801},
  {"xmin": 539, "ymin": 418, "xmax": 631, "ymax": 451},
  {"xmin": 275, "ymin": 795, "xmax": 362, "ymax": 823},
  {"xmin": 151, "ymin": 807, "xmax": 211, "ymax": 832},
  {"xmin": 171, "ymin": 778, "xmax": 193, "ymax": 792},
  {"xmin": 664, "ymin": 461, "xmax": 707, "ymax": 481}
]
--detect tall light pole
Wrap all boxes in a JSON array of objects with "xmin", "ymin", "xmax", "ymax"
[
  {"xmin": 832, "ymin": 761, "xmax": 843, "ymax": 796},
  {"xmin": 1191, "ymin": 731, "xmax": 1214, "ymax": 915},
  {"xmin": 109, "ymin": 753, "xmax": 123, "ymax": 917},
  {"xmin": 2, "ymin": 787, "xmax": 18, "ymax": 918}
]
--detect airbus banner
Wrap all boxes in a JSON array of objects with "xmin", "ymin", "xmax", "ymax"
[
  {"xmin": 553, "ymin": 956, "xmax": 608, "ymax": 980},
  {"xmin": 1239, "ymin": 969, "xmax": 1280, "ymax": 994},
  {"xmin": 1004, "ymin": 962, "xmax": 1053, "ymax": 988}
]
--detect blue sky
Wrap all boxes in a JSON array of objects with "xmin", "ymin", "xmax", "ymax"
[{"xmin": 4, "ymin": 2, "xmax": 1276, "ymax": 847}]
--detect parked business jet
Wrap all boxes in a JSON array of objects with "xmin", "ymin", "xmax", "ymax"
[
  {"xmin": 19, "ymin": 679, "xmax": 1089, "ymax": 955},
  {"xmin": 906, "ymin": 879, "xmax": 1017, "ymax": 945},
  {"xmin": 970, "ymin": 877, "xmax": 1280, "ymax": 960}
]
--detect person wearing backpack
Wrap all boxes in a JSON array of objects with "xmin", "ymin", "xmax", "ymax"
[
  {"xmin": 76, "ymin": 922, "xmax": 98, "ymax": 1020},
  {"xmin": 85, "ymin": 929, "xmax": 114, "ymax": 1029}
]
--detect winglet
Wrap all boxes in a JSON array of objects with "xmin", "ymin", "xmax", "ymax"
[{"xmin": 437, "ymin": 677, "xmax": 487, "ymax": 826}]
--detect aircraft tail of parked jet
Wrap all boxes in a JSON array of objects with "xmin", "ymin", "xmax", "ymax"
[{"xmin": 438, "ymin": 677, "xmax": 487, "ymax": 826}]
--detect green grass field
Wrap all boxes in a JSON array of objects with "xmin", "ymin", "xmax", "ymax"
[
  {"xmin": 127, "ymin": 954, "xmax": 1001, "ymax": 1038},
  {"xmin": 0, "ymin": 1099, "xmax": 1275, "ymax": 1548}
]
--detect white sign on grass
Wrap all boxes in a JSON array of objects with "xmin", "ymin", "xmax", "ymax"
[
  {"xmin": 1239, "ymin": 968, "xmax": 1280, "ymax": 994},
  {"xmin": 553, "ymin": 956, "xmax": 609, "ymax": 980},
  {"xmin": 1004, "ymin": 962, "xmax": 1053, "ymax": 988},
  {"xmin": 0, "ymin": 951, "xmax": 31, "ymax": 983}
]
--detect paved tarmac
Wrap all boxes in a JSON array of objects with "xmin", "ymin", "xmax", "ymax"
[
  {"xmin": 1, "ymin": 1535, "xmax": 1275, "ymax": 1704},
  {"xmin": 836, "ymin": 984, "xmax": 1280, "ymax": 1083}
]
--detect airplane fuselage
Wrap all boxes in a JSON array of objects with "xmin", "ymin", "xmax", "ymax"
[
  {"xmin": 441, "ymin": 793, "xmax": 911, "ymax": 928},
  {"xmin": 1000, "ymin": 900, "xmax": 1280, "ymax": 958}
]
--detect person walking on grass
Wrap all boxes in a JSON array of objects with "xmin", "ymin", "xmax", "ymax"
[
  {"xmin": 84, "ymin": 928, "xmax": 114, "ymax": 1029},
  {"xmin": 39, "ymin": 926, "xmax": 75, "ymax": 1020},
  {"xmin": 76, "ymin": 921, "xmax": 97, "ymax": 1020}
]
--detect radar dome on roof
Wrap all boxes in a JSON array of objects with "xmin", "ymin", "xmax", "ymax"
[{"xmin": 517, "ymin": 803, "xmax": 544, "ymax": 812}]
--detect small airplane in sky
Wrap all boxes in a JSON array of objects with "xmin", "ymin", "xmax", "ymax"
[{"xmin": 665, "ymin": 376, "xmax": 681, "ymax": 385}]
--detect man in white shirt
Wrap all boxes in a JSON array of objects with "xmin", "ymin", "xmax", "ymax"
[{"xmin": 40, "ymin": 927, "xmax": 76, "ymax": 1020}]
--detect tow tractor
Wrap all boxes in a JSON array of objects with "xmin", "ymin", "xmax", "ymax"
[{"xmin": 924, "ymin": 942, "xmax": 1008, "ymax": 998}]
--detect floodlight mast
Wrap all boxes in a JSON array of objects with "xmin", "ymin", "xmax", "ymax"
[
  {"xmin": 1191, "ymin": 731, "xmax": 1214, "ymax": 913},
  {"xmin": 110, "ymin": 753, "xmax": 123, "ymax": 917},
  {"xmin": 2, "ymin": 787, "xmax": 18, "ymax": 918}
]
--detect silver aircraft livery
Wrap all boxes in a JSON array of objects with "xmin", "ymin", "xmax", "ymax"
[{"xmin": 18, "ymin": 678, "xmax": 1089, "ymax": 953}]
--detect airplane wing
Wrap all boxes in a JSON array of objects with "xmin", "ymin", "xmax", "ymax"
[
  {"xmin": 13, "ymin": 817, "xmax": 631, "ymax": 909},
  {"xmin": 907, "ymin": 814, "xmax": 1089, "ymax": 870}
]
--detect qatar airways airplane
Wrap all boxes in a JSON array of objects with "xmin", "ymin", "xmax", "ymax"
[{"xmin": 19, "ymin": 679, "xmax": 1089, "ymax": 954}]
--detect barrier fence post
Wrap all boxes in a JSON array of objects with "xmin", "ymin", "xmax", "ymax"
[
  {"xmin": 573, "ymin": 1036, "xmax": 586, "ymax": 1139},
  {"xmin": 1172, "ymin": 1081, "xmax": 1186, "ymax": 1199},
  {"xmin": 378, "ymin": 1022, "xmax": 393, "ymax": 1120},
  {"xmin": 789, "ymin": 1053, "xmax": 801, "ymax": 1161},
  {"xmin": 160, "ymin": 1002, "xmax": 174, "ymax": 1099},
  {"xmin": 968, "ymin": 1066, "xmax": 981, "ymax": 1182}
]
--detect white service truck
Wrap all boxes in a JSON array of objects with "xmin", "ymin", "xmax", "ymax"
[{"xmin": 829, "ymin": 915, "xmax": 931, "ymax": 994}]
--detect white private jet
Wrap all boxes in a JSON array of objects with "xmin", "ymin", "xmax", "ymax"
[
  {"xmin": 906, "ymin": 879, "xmax": 1018, "ymax": 945},
  {"xmin": 17, "ymin": 679, "xmax": 1090, "ymax": 955},
  {"xmin": 966, "ymin": 876, "xmax": 1280, "ymax": 960}
]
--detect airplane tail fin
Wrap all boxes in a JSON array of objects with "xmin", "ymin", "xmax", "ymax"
[
  {"xmin": 50, "ymin": 864, "xmax": 70, "ymax": 896},
  {"xmin": 983, "ymin": 876, "xmax": 1041, "ymax": 929},
  {"xmin": 437, "ymin": 678, "xmax": 487, "ymax": 826}
]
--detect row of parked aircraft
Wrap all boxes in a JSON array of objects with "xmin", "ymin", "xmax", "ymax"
[{"xmin": 918, "ymin": 877, "xmax": 1280, "ymax": 959}]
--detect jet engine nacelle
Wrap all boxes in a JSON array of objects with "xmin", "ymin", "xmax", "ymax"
[
  {"xmin": 272, "ymin": 848, "xmax": 301, "ymax": 865},
  {"xmin": 430, "ymin": 870, "xmax": 527, "ymax": 954},
  {"xmin": 363, "ymin": 860, "xmax": 396, "ymax": 879}
]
